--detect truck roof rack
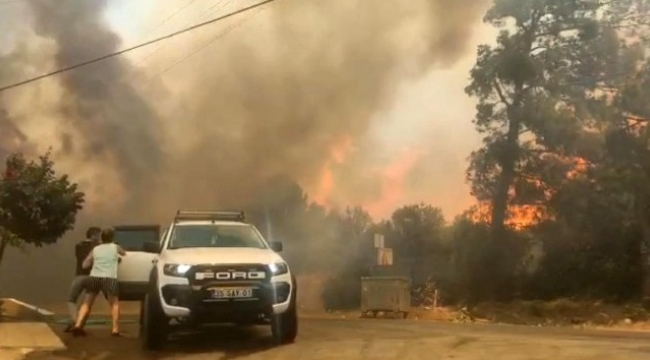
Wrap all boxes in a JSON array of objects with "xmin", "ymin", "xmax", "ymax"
[{"xmin": 174, "ymin": 210, "xmax": 246, "ymax": 223}]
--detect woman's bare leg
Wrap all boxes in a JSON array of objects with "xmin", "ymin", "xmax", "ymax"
[
  {"xmin": 74, "ymin": 292, "xmax": 98, "ymax": 329},
  {"xmin": 108, "ymin": 295, "xmax": 120, "ymax": 334}
]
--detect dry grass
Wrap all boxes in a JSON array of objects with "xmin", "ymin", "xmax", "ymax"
[
  {"xmin": 295, "ymin": 274, "xmax": 650, "ymax": 330},
  {"xmin": 308, "ymin": 301, "xmax": 650, "ymax": 332},
  {"xmin": 469, "ymin": 300, "xmax": 650, "ymax": 328}
]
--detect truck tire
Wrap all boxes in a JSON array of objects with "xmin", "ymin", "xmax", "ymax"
[
  {"xmin": 138, "ymin": 300, "xmax": 145, "ymax": 337},
  {"xmin": 271, "ymin": 305, "xmax": 298, "ymax": 345},
  {"xmin": 271, "ymin": 282, "xmax": 298, "ymax": 345},
  {"xmin": 141, "ymin": 292, "xmax": 168, "ymax": 351}
]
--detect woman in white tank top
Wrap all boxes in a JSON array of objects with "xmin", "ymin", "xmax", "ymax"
[{"xmin": 70, "ymin": 228, "xmax": 126, "ymax": 337}]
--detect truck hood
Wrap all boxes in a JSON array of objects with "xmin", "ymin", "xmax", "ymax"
[{"xmin": 161, "ymin": 247, "xmax": 284, "ymax": 265}]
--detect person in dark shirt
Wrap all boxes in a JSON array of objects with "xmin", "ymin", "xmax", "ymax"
[{"xmin": 64, "ymin": 226, "xmax": 101, "ymax": 332}]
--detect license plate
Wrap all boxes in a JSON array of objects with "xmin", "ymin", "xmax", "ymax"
[{"xmin": 210, "ymin": 287, "xmax": 253, "ymax": 299}]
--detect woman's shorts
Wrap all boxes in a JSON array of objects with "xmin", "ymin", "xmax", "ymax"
[{"xmin": 85, "ymin": 277, "xmax": 119, "ymax": 298}]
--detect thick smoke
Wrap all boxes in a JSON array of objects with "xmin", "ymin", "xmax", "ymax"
[
  {"xmin": 0, "ymin": 47, "xmax": 33, "ymax": 160},
  {"xmin": 0, "ymin": 0, "xmax": 488, "ymax": 304},
  {"xmin": 26, "ymin": 0, "xmax": 164, "ymax": 217},
  {"xmin": 0, "ymin": 109, "xmax": 26, "ymax": 160},
  {"xmin": 141, "ymin": 0, "xmax": 489, "ymax": 216}
]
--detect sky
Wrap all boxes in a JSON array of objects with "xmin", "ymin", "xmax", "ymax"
[
  {"xmin": 102, "ymin": 0, "xmax": 495, "ymax": 219},
  {"xmin": 0, "ymin": 0, "xmax": 494, "ymax": 219},
  {"xmin": 0, "ymin": 0, "xmax": 496, "ymax": 220}
]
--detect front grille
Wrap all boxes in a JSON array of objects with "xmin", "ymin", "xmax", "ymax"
[
  {"xmin": 181, "ymin": 264, "xmax": 276, "ymax": 307},
  {"xmin": 187, "ymin": 263, "xmax": 270, "ymax": 287}
]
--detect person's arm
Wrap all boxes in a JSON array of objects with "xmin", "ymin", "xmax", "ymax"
[
  {"xmin": 75, "ymin": 243, "xmax": 84, "ymax": 263},
  {"xmin": 116, "ymin": 244, "xmax": 127, "ymax": 256},
  {"xmin": 82, "ymin": 249, "xmax": 94, "ymax": 269}
]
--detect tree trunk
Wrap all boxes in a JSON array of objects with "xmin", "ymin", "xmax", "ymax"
[
  {"xmin": 0, "ymin": 237, "xmax": 7, "ymax": 279},
  {"xmin": 487, "ymin": 110, "xmax": 522, "ymax": 301},
  {"xmin": 635, "ymin": 193, "xmax": 650, "ymax": 299},
  {"xmin": 488, "ymin": 164, "xmax": 516, "ymax": 300},
  {"xmin": 641, "ymin": 231, "xmax": 650, "ymax": 299}
]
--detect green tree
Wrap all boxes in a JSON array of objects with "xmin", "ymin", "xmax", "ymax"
[
  {"xmin": 245, "ymin": 175, "xmax": 324, "ymax": 272},
  {"xmin": 448, "ymin": 213, "xmax": 491, "ymax": 304},
  {"xmin": 479, "ymin": 0, "xmax": 650, "ymax": 300},
  {"xmin": 321, "ymin": 207, "xmax": 374, "ymax": 310},
  {"xmin": 465, "ymin": 0, "xmax": 615, "ymax": 299},
  {"xmin": 246, "ymin": 174, "xmax": 310, "ymax": 244},
  {"xmin": 0, "ymin": 151, "xmax": 85, "ymax": 274},
  {"xmin": 331, "ymin": 206, "xmax": 373, "ymax": 266},
  {"xmin": 389, "ymin": 204, "xmax": 446, "ymax": 257},
  {"xmin": 338, "ymin": 207, "xmax": 373, "ymax": 241},
  {"xmin": 560, "ymin": 0, "xmax": 650, "ymax": 297},
  {"xmin": 387, "ymin": 204, "xmax": 447, "ymax": 287}
]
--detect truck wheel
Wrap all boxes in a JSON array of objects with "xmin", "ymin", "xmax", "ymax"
[
  {"xmin": 138, "ymin": 300, "xmax": 145, "ymax": 337},
  {"xmin": 271, "ymin": 282, "xmax": 298, "ymax": 345},
  {"xmin": 141, "ymin": 292, "xmax": 168, "ymax": 351},
  {"xmin": 271, "ymin": 305, "xmax": 298, "ymax": 345}
]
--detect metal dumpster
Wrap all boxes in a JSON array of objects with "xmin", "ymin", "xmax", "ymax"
[{"xmin": 360, "ymin": 276, "xmax": 410, "ymax": 319}]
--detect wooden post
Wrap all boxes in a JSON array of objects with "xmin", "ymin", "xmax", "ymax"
[
  {"xmin": 374, "ymin": 234, "xmax": 385, "ymax": 249},
  {"xmin": 433, "ymin": 289, "xmax": 439, "ymax": 309},
  {"xmin": 377, "ymin": 248, "xmax": 393, "ymax": 266}
]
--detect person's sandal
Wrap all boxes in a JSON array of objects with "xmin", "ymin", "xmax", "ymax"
[
  {"xmin": 71, "ymin": 327, "xmax": 87, "ymax": 337},
  {"xmin": 63, "ymin": 324, "xmax": 75, "ymax": 333},
  {"xmin": 111, "ymin": 332, "xmax": 122, "ymax": 337}
]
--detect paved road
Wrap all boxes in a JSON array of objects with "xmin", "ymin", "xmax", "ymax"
[{"xmin": 25, "ymin": 317, "xmax": 650, "ymax": 360}]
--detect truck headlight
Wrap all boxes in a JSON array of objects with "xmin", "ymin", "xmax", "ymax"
[
  {"xmin": 268, "ymin": 262, "xmax": 288, "ymax": 276},
  {"xmin": 163, "ymin": 264, "xmax": 192, "ymax": 277}
]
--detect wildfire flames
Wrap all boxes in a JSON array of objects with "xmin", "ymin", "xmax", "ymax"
[
  {"xmin": 311, "ymin": 135, "xmax": 354, "ymax": 207},
  {"xmin": 308, "ymin": 134, "xmax": 424, "ymax": 219},
  {"xmin": 467, "ymin": 203, "xmax": 544, "ymax": 230},
  {"xmin": 468, "ymin": 156, "xmax": 589, "ymax": 229},
  {"xmin": 307, "ymin": 133, "xmax": 589, "ymax": 225},
  {"xmin": 363, "ymin": 148, "xmax": 423, "ymax": 219}
]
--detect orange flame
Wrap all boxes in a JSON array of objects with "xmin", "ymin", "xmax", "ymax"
[
  {"xmin": 311, "ymin": 135, "xmax": 353, "ymax": 207},
  {"xmin": 468, "ymin": 155, "xmax": 588, "ymax": 229},
  {"xmin": 467, "ymin": 202, "xmax": 545, "ymax": 230},
  {"xmin": 364, "ymin": 148, "xmax": 423, "ymax": 219},
  {"xmin": 310, "ymin": 138, "xmax": 423, "ymax": 220}
]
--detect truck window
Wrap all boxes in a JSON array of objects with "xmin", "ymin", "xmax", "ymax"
[
  {"xmin": 114, "ymin": 227, "xmax": 159, "ymax": 251},
  {"xmin": 168, "ymin": 224, "xmax": 267, "ymax": 250}
]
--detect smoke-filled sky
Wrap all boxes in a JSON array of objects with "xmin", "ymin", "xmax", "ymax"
[{"xmin": 0, "ymin": 0, "xmax": 496, "ymax": 303}]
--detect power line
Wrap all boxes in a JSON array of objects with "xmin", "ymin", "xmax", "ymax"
[
  {"xmin": 0, "ymin": 0, "xmax": 278, "ymax": 94},
  {"xmin": 195, "ymin": 0, "xmax": 236, "ymax": 23},
  {"xmin": 131, "ymin": 0, "xmax": 210, "ymax": 67},
  {"xmin": 141, "ymin": 0, "xmax": 202, "ymax": 39},
  {"xmin": 132, "ymin": 0, "xmax": 232, "ymax": 68},
  {"xmin": 141, "ymin": 6, "xmax": 262, "ymax": 87}
]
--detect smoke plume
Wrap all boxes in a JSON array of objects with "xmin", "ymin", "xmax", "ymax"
[
  {"xmin": 27, "ymin": 0, "xmax": 164, "ymax": 216},
  {"xmin": 0, "ymin": 0, "xmax": 488, "ymax": 304}
]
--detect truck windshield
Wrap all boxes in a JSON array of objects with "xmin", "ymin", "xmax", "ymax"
[{"xmin": 167, "ymin": 224, "xmax": 267, "ymax": 249}]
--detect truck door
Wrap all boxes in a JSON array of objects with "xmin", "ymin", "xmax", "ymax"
[{"xmin": 113, "ymin": 225, "xmax": 160, "ymax": 301}]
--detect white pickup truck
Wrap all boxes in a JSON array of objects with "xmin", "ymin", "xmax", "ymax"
[{"xmin": 115, "ymin": 210, "xmax": 298, "ymax": 351}]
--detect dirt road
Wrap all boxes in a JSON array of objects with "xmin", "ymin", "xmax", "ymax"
[{"xmin": 24, "ymin": 316, "xmax": 650, "ymax": 360}]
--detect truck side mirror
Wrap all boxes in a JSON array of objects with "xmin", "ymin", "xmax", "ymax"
[{"xmin": 270, "ymin": 241, "xmax": 283, "ymax": 252}]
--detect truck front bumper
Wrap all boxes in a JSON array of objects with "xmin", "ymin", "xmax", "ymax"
[{"xmin": 158, "ymin": 280, "xmax": 293, "ymax": 321}]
